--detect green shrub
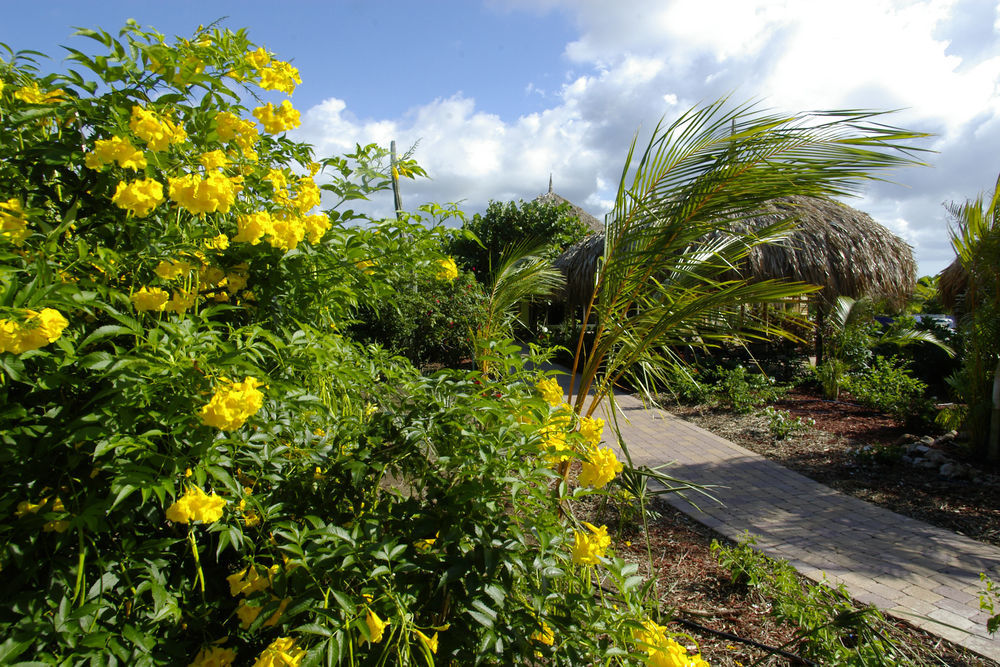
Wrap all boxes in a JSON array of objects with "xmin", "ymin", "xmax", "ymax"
[
  {"xmin": 712, "ymin": 365, "xmax": 784, "ymax": 414},
  {"xmin": 351, "ymin": 270, "xmax": 487, "ymax": 368},
  {"xmin": 844, "ymin": 355, "xmax": 932, "ymax": 424},
  {"xmin": 446, "ymin": 199, "xmax": 590, "ymax": 282}
]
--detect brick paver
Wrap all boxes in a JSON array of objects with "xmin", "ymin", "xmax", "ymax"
[{"xmin": 556, "ymin": 373, "xmax": 1000, "ymax": 661}]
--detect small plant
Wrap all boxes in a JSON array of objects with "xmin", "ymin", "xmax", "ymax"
[
  {"xmin": 712, "ymin": 365, "xmax": 784, "ymax": 414},
  {"xmin": 763, "ymin": 406, "xmax": 815, "ymax": 440},
  {"xmin": 980, "ymin": 573, "xmax": 1000, "ymax": 635}
]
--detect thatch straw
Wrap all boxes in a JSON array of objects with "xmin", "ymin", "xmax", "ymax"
[
  {"xmin": 534, "ymin": 179, "xmax": 604, "ymax": 234},
  {"xmin": 553, "ymin": 196, "xmax": 917, "ymax": 310},
  {"xmin": 938, "ymin": 257, "xmax": 967, "ymax": 313}
]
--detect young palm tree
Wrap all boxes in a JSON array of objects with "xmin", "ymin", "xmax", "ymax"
[{"xmin": 566, "ymin": 99, "xmax": 929, "ymax": 418}]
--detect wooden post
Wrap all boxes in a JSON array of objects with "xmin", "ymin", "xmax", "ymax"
[{"xmin": 390, "ymin": 140, "xmax": 403, "ymax": 220}]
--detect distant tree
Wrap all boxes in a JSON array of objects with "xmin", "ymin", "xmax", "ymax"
[{"xmin": 447, "ymin": 199, "xmax": 592, "ymax": 282}]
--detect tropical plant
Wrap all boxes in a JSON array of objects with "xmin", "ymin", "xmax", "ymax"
[
  {"xmin": 474, "ymin": 241, "xmax": 565, "ymax": 374},
  {"xmin": 815, "ymin": 296, "xmax": 952, "ymax": 400},
  {"xmin": 945, "ymin": 174, "xmax": 1000, "ymax": 460},
  {"xmin": 564, "ymin": 100, "xmax": 929, "ymax": 420}
]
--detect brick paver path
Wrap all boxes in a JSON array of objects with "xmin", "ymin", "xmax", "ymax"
[{"xmin": 558, "ymin": 373, "xmax": 1000, "ymax": 660}]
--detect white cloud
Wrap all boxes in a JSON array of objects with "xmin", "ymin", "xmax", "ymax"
[{"xmin": 298, "ymin": 0, "xmax": 1000, "ymax": 276}]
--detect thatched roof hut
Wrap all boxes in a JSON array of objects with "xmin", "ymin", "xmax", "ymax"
[
  {"xmin": 553, "ymin": 195, "xmax": 917, "ymax": 311},
  {"xmin": 938, "ymin": 257, "xmax": 967, "ymax": 313},
  {"xmin": 533, "ymin": 177, "xmax": 604, "ymax": 234}
]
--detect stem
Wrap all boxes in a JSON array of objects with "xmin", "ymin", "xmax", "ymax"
[{"xmin": 188, "ymin": 529, "xmax": 205, "ymax": 597}]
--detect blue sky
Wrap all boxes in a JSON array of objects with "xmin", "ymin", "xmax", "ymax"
[{"xmin": 6, "ymin": 0, "xmax": 1000, "ymax": 276}]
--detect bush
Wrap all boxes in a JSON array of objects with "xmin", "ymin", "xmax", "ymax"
[
  {"xmin": 844, "ymin": 355, "xmax": 932, "ymax": 425},
  {"xmin": 0, "ymin": 23, "xmax": 694, "ymax": 665},
  {"xmin": 763, "ymin": 407, "xmax": 814, "ymax": 440},
  {"xmin": 351, "ymin": 270, "xmax": 487, "ymax": 368},
  {"xmin": 446, "ymin": 199, "xmax": 591, "ymax": 281},
  {"xmin": 712, "ymin": 365, "xmax": 785, "ymax": 414}
]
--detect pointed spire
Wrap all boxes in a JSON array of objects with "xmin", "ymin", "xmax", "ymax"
[{"xmin": 548, "ymin": 173, "xmax": 553, "ymax": 193}]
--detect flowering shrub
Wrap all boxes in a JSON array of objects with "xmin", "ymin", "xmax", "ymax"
[{"xmin": 0, "ymin": 22, "xmax": 697, "ymax": 665}]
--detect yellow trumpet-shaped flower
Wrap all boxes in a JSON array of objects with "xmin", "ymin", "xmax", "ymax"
[
  {"xmin": 578, "ymin": 446, "xmax": 623, "ymax": 489},
  {"xmin": 165, "ymin": 486, "xmax": 226, "ymax": 524},
  {"xmin": 198, "ymin": 377, "xmax": 265, "ymax": 431},
  {"xmin": 535, "ymin": 377, "xmax": 563, "ymax": 407},
  {"xmin": 365, "ymin": 608, "xmax": 390, "ymax": 644},
  {"xmin": 571, "ymin": 522, "xmax": 610, "ymax": 565}
]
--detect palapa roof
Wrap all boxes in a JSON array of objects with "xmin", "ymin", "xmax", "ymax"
[
  {"xmin": 533, "ymin": 176, "xmax": 604, "ymax": 234},
  {"xmin": 553, "ymin": 195, "xmax": 917, "ymax": 310},
  {"xmin": 937, "ymin": 257, "xmax": 967, "ymax": 313}
]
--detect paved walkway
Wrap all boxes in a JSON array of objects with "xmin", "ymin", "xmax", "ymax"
[{"xmin": 558, "ymin": 375, "xmax": 1000, "ymax": 661}]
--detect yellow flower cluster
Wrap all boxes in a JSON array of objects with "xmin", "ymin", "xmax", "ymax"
[
  {"xmin": 530, "ymin": 622, "xmax": 555, "ymax": 646},
  {"xmin": 293, "ymin": 176, "xmax": 321, "ymax": 213},
  {"xmin": 633, "ymin": 619, "xmax": 709, "ymax": 667},
  {"xmin": 155, "ymin": 258, "xmax": 195, "ymax": 280},
  {"xmin": 13, "ymin": 83, "xmax": 65, "ymax": 104},
  {"xmin": 571, "ymin": 522, "xmax": 610, "ymax": 565},
  {"xmin": 214, "ymin": 111, "xmax": 259, "ymax": 159},
  {"xmin": 535, "ymin": 377, "xmax": 564, "ymax": 407},
  {"xmin": 165, "ymin": 485, "xmax": 227, "ymax": 524},
  {"xmin": 253, "ymin": 637, "xmax": 305, "ymax": 667},
  {"xmin": 227, "ymin": 562, "xmax": 289, "ymax": 629},
  {"xmin": 578, "ymin": 446, "xmax": 623, "ymax": 489},
  {"xmin": 188, "ymin": 645, "xmax": 237, "ymax": 667},
  {"xmin": 435, "ymin": 257, "xmax": 459, "ymax": 281},
  {"xmin": 15, "ymin": 495, "xmax": 69, "ymax": 532},
  {"xmin": 168, "ymin": 172, "xmax": 242, "ymax": 216},
  {"xmin": 246, "ymin": 47, "xmax": 271, "ymax": 71},
  {"xmin": 253, "ymin": 100, "xmax": 301, "ymax": 134},
  {"xmin": 111, "ymin": 179, "xmax": 165, "ymax": 218},
  {"xmin": 199, "ymin": 377, "xmax": 265, "ymax": 431},
  {"xmin": 0, "ymin": 308, "xmax": 69, "ymax": 354},
  {"xmin": 578, "ymin": 416, "xmax": 604, "ymax": 447},
  {"xmin": 199, "ymin": 149, "xmax": 229, "ymax": 171},
  {"xmin": 129, "ymin": 105, "xmax": 187, "ymax": 151},
  {"xmin": 85, "ymin": 137, "xmax": 147, "ymax": 171},
  {"xmin": 259, "ymin": 60, "xmax": 301, "ymax": 95},
  {"xmin": 234, "ymin": 210, "xmax": 329, "ymax": 251},
  {"xmin": 0, "ymin": 197, "xmax": 30, "ymax": 245}
]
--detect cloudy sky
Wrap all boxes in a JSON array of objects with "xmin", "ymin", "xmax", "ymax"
[{"xmin": 7, "ymin": 0, "xmax": 1000, "ymax": 275}]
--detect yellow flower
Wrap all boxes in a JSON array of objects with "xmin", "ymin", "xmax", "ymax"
[
  {"xmin": 198, "ymin": 377, "xmax": 265, "ymax": 431},
  {"xmin": 188, "ymin": 645, "xmax": 237, "ymax": 667},
  {"xmin": 165, "ymin": 486, "xmax": 226, "ymax": 524},
  {"xmin": 2, "ymin": 308, "xmax": 70, "ymax": 353},
  {"xmin": 365, "ymin": 609, "xmax": 390, "ymax": 644},
  {"xmin": 355, "ymin": 260, "xmax": 375, "ymax": 275},
  {"xmin": 227, "ymin": 564, "xmax": 274, "ymax": 596},
  {"xmin": 259, "ymin": 60, "xmax": 301, "ymax": 94},
  {"xmin": 0, "ymin": 197, "xmax": 30, "ymax": 245},
  {"xmin": 414, "ymin": 629, "xmax": 439, "ymax": 654},
  {"xmin": 85, "ymin": 137, "xmax": 146, "ymax": 171},
  {"xmin": 578, "ymin": 416, "xmax": 604, "ymax": 447},
  {"xmin": 540, "ymin": 421, "xmax": 572, "ymax": 464},
  {"xmin": 14, "ymin": 83, "xmax": 65, "ymax": 104},
  {"xmin": 131, "ymin": 286, "xmax": 170, "ymax": 312},
  {"xmin": 253, "ymin": 100, "xmax": 301, "ymax": 134},
  {"xmin": 530, "ymin": 622, "xmax": 555, "ymax": 646},
  {"xmin": 633, "ymin": 619, "xmax": 709, "ymax": 667},
  {"xmin": 111, "ymin": 179, "xmax": 165, "ymax": 218},
  {"xmin": 164, "ymin": 290, "xmax": 196, "ymax": 315},
  {"xmin": 234, "ymin": 211, "xmax": 270, "ymax": 245},
  {"xmin": 434, "ymin": 257, "xmax": 458, "ymax": 281},
  {"xmin": 246, "ymin": 47, "xmax": 271, "ymax": 71},
  {"xmin": 199, "ymin": 150, "xmax": 229, "ymax": 171},
  {"xmin": 578, "ymin": 446, "xmax": 623, "ymax": 488},
  {"xmin": 294, "ymin": 176, "xmax": 321, "ymax": 213},
  {"xmin": 168, "ymin": 172, "xmax": 241, "ymax": 216},
  {"xmin": 129, "ymin": 105, "xmax": 187, "ymax": 151},
  {"xmin": 155, "ymin": 258, "xmax": 194, "ymax": 280},
  {"xmin": 253, "ymin": 637, "xmax": 305, "ymax": 667},
  {"xmin": 414, "ymin": 532, "xmax": 438, "ymax": 551},
  {"xmin": 15, "ymin": 499, "xmax": 46, "ymax": 517},
  {"xmin": 43, "ymin": 519, "xmax": 70, "ymax": 532},
  {"xmin": 571, "ymin": 522, "xmax": 610, "ymax": 565},
  {"xmin": 205, "ymin": 233, "xmax": 230, "ymax": 250},
  {"xmin": 303, "ymin": 214, "xmax": 330, "ymax": 245},
  {"xmin": 535, "ymin": 377, "xmax": 564, "ymax": 407}
]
